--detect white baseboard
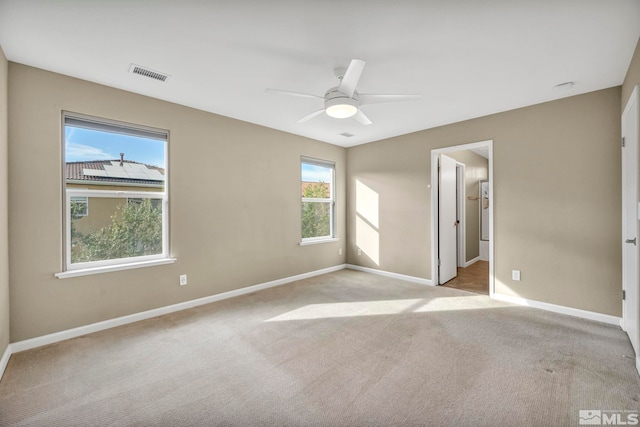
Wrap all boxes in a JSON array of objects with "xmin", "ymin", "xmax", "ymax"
[
  {"xmin": 10, "ymin": 264, "xmax": 347, "ymax": 354},
  {"xmin": 345, "ymin": 267, "xmax": 619, "ymax": 327},
  {"xmin": 346, "ymin": 264, "xmax": 433, "ymax": 286},
  {"xmin": 464, "ymin": 256, "xmax": 481, "ymax": 268},
  {"xmin": 0, "ymin": 344, "xmax": 11, "ymax": 381},
  {"xmin": 492, "ymin": 293, "xmax": 621, "ymax": 326}
]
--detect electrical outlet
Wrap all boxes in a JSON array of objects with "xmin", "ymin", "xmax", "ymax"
[
  {"xmin": 339, "ymin": 248, "xmax": 343, "ymax": 255},
  {"xmin": 512, "ymin": 270, "xmax": 521, "ymax": 281},
  {"xmin": 179, "ymin": 274, "xmax": 188, "ymax": 286},
  {"xmin": 358, "ymin": 248, "xmax": 362, "ymax": 256}
]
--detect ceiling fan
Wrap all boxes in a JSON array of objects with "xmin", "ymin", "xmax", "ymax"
[{"xmin": 266, "ymin": 59, "xmax": 421, "ymax": 125}]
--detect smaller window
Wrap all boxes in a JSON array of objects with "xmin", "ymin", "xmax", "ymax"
[
  {"xmin": 301, "ymin": 157, "xmax": 335, "ymax": 242},
  {"xmin": 70, "ymin": 196, "xmax": 88, "ymax": 217}
]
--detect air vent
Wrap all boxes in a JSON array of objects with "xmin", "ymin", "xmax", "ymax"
[
  {"xmin": 129, "ymin": 64, "xmax": 170, "ymax": 82},
  {"xmin": 339, "ymin": 132, "xmax": 354, "ymax": 138}
]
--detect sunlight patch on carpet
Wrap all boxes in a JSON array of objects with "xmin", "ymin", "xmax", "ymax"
[{"xmin": 265, "ymin": 295, "xmax": 496, "ymax": 321}]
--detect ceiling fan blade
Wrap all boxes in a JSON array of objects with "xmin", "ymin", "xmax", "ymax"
[
  {"xmin": 359, "ymin": 94, "xmax": 422, "ymax": 105},
  {"xmin": 265, "ymin": 88, "xmax": 322, "ymax": 99},
  {"xmin": 337, "ymin": 59, "xmax": 365, "ymax": 98},
  {"xmin": 297, "ymin": 109, "xmax": 326, "ymax": 123},
  {"xmin": 353, "ymin": 109, "xmax": 372, "ymax": 126}
]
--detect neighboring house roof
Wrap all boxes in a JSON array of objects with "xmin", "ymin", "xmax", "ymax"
[{"xmin": 66, "ymin": 160, "xmax": 165, "ymax": 186}]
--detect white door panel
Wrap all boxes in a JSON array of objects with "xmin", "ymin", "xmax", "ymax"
[
  {"xmin": 622, "ymin": 85, "xmax": 639, "ymax": 360},
  {"xmin": 439, "ymin": 154, "xmax": 458, "ymax": 284}
]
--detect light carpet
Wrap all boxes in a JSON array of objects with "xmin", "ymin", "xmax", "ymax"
[{"xmin": 1, "ymin": 269, "xmax": 639, "ymax": 426}]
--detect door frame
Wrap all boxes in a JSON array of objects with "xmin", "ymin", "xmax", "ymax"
[{"xmin": 431, "ymin": 140, "xmax": 494, "ymax": 295}]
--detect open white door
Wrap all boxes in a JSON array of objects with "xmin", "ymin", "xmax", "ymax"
[
  {"xmin": 438, "ymin": 154, "xmax": 458, "ymax": 284},
  {"xmin": 622, "ymin": 85, "xmax": 640, "ymax": 368}
]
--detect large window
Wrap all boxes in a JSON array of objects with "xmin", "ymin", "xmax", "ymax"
[
  {"xmin": 62, "ymin": 113, "xmax": 169, "ymax": 272},
  {"xmin": 301, "ymin": 157, "xmax": 335, "ymax": 242}
]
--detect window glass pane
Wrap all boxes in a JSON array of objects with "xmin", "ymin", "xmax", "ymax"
[
  {"xmin": 71, "ymin": 197, "xmax": 163, "ymax": 264},
  {"xmin": 301, "ymin": 163, "xmax": 332, "ymax": 198},
  {"xmin": 65, "ymin": 123, "xmax": 165, "ymax": 192},
  {"xmin": 128, "ymin": 198, "xmax": 162, "ymax": 210},
  {"xmin": 64, "ymin": 114, "xmax": 168, "ymax": 269},
  {"xmin": 70, "ymin": 196, "xmax": 88, "ymax": 216},
  {"xmin": 301, "ymin": 201, "xmax": 331, "ymax": 239}
]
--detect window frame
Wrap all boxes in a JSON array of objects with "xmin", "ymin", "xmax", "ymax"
[
  {"xmin": 60, "ymin": 112, "xmax": 171, "ymax": 274},
  {"xmin": 300, "ymin": 156, "xmax": 336, "ymax": 244}
]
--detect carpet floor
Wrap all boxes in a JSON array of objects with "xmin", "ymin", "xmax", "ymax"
[{"xmin": 0, "ymin": 269, "xmax": 638, "ymax": 426}]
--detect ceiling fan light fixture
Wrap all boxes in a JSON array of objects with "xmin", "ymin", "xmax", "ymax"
[
  {"xmin": 326, "ymin": 103, "xmax": 358, "ymax": 118},
  {"xmin": 325, "ymin": 97, "xmax": 358, "ymax": 119}
]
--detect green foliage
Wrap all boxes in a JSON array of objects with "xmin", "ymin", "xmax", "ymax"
[
  {"xmin": 303, "ymin": 181, "xmax": 329, "ymax": 198},
  {"xmin": 71, "ymin": 199, "xmax": 162, "ymax": 263},
  {"xmin": 69, "ymin": 200, "xmax": 86, "ymax": 238},
  {"xmin": 302, "ymin": 182, "xmax": 331, "ymax": 239}
]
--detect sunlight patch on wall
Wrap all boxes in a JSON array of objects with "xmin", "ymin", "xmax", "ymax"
[
  {"xmin": 356, "ymin": 216, "xmax": 379, "ymax": 265},
  {"xmin": 356, "ymin": 179, "xmax": 380, "ymax": 265},
  {"xmin": 356, "ymin": 180, "xmax": 379, "ymax": 227}
]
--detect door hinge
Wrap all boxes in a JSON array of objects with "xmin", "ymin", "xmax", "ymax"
[
  {"xmin": 437, "ymin": 259, "xmax": 441, "ymax": 266},
  {"xmin": 622, "ymin": 137, "xmax": 626, "ymax": 147},
  {"xmin": 623, "ymin": 290, "xmax": 626, "ymax": 301}
]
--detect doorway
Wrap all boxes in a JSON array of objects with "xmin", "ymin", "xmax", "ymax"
[{"xmin": 431, "ymin": 140, "xmax": 494, "ymax": 296}]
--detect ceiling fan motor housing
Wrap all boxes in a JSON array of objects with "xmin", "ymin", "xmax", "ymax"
[{"xmin": 324, "ymin": 87, "xmax": 359, "ymax": 118}]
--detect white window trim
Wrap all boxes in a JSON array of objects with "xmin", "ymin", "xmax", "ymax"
[
  {"xmin": 299, "ymin": 237, "xmax": 340, "ymax": 246},
  {"xmin": 60, "ymin": 113, "xmax": 171, "ymax": 276},
  {"xmin": 55, "ymin": 258, "xmax": 177, "ymax": 279},
  {"xmin": 300, "ymin": 157, "xmax": 336, "ymax": 243}
]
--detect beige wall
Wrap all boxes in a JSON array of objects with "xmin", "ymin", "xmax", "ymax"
[
  {"xmin": 0, "ymin": 47, "xmax": 9, "ymax": 355},
  {"xmin": 446, "ymin": 150, "xmax": 488, "ymax": 262},
  {"xmin": 8, "ymin": 63, "xmax": 346, "ymax": 341},
  {"xmin": 347, "ymin": 87, "xmax": 622, "ymax": 316},
  {"xmin": 622, "ymin": 37, "xmax": 640, "ymax": 110}
]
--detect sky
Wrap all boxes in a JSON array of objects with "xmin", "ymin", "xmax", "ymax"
[
  {"xmin": 301, "ymin": 163, "xmax": 332, "ymax": 183},
  {"xmin": 65, "ymin": 126, "xmax": 165, "ymax": 167}
]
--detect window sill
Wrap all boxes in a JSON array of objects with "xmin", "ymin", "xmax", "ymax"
[
  {"xmin": 55, "ymin": 258, "xmax": 177, "ymax": 279},
  {"xmin": 299, "ymin": 237, "xmax": 340, "ymax": 246}
]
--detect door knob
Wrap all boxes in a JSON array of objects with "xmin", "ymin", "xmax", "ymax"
[{"xmin": 626, "ymin": 238, "xmax": 636, "ymax": 245}]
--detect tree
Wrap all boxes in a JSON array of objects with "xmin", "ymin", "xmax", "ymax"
[
  {"xmin": 301, "ymin": 181, "xmax": 331, "ymax": 239},
  {"xmin": 69, "ymin": 199, "xmax": 86, "ymax": 237},
  {"xmin": 71, "ymin": 199, "xmax": 162, "ymax": 263}
]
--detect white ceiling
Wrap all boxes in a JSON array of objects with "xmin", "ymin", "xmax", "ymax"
[{"xmin": 1, "ymin": 1, "xmax": 639, "ymax": 148}]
